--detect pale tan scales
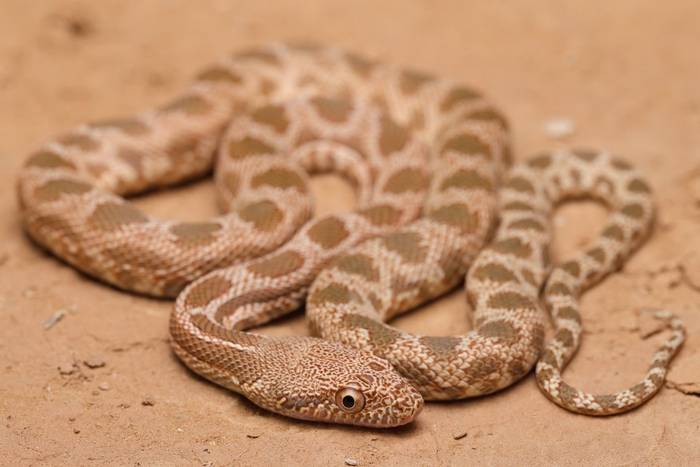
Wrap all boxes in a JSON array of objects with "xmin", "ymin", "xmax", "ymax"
[{"xmin": 17, "ymin": 43, "xmax": 685, "ymax": 427}]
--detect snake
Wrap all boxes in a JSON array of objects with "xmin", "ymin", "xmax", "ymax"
[{"xmin": 17, "ymin": 43, "xmax": 685, "ymax": 427}]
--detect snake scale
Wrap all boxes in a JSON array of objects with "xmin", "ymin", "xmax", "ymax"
[{"xmin": 17, "ymin": 43, "xmax": 685, "ymax": 427}]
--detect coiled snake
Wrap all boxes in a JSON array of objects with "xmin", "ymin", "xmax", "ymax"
[{"xmin": 17, "ymin": 43, "xmax": 685, "ymax": 427}]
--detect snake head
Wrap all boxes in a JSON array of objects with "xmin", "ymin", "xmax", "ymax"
[{"xmin": 270, "ymin": 338, "xmax": 423, "ymax": 427}]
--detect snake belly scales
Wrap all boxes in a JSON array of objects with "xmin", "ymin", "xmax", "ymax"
[{"xmin": 17, "ymin": 43, "xmax": 685, "ymax": 427}]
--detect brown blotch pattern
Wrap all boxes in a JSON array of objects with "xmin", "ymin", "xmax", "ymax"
[
  {"xmin": 487, "ymin": 291, "xmax": 536, "ymax": 311},
  {"xmin": 25, "ymin": 150, "xmax": 76, "ymax": 170},
  {"xmin": 491, "ymin": 237, "xmax": 533, "ymax": 258},
  {"xmin": 343, "ymin": 313, "xmax": 401, "ymax": 348},
  {"xmin": 471, "ymin": 263, "xmax": 518, "ymax": 283},
  {"xmin": 507, "ymin": 218, "xmax": 544, "ymax": 232},
  {"xmin": 196, "ymin": 67, "xmax": 243, "ymax": 84},
  {"xmin": 479, "ymin": 320, "xmax": 517, "ymax": 340},
  {"xmin": 34, "ymin": 178, "xmax": 92, "ymax": 202},
  {"xmin": 238, "ymin": 200, "xmax": 284, "ymax": 231},
  {"xmin": 235, "ymin": 48, "xmax": 280, "ymax": 64},
  {"xmin": 468, "ymin": 108, "xmax": 508, "ymax": 129},
  {"xmin": 440, "ymin": 169, "xmax": 493, "ymax": 192},
  {"xmin": 309, "ymin": 282, "xmax": 360, "ymax": 305},
  {"xmin": 332, "ymin": 254, "xmax": 379, "ymax": 282},
  {"xmin": 89, "ymin": 202, "xmax": 149, "ymax": 229},
  {"xmin": 307, "ymin": 217, "xmax": 349, "ymax": 249},
  {"xmin": 381, "ymin": 231, "xmax": 427, "ymax": 263},
  {"xmin": 420, "ymin": 336, "xmax": 461, "ymax": 355},
  {"xmin": 548, "ymin": 282, "xmax": 573, "ymax": 296},
  {"xmin": 251, "ymin": 167, "xmax": 306, "ymax": 192},
  {"xmin": 527, "ymin": 154, "xmax": 553, "ymax": 169},
  {"xmin": 556, "ymin": 306, "xmax": 582, "ymax": 325},
  {"xmin": 90, "ymin": 118, "xmax": 149, "ymax": 136},
  {"xmin": 378, "ymin": 116, "xmax": 409, "ymax": 155},
  {"xmin": 586, "ymin": 247, "xmax": 606, "ymax": 264},
  {"xmin": 170, "ymin": 222, "xmax": 222, "ymax": 246},
  {"xmin": 627, "ymin": 178, "xmax": 651, "ymax": 193},
  {"xmin": 228, "ymin": 136, "xmax": 276, "ymax": 159},
  {"xmin": 345, "ymin": 53, "xmax": 376, "ymax": 76},
  {"xmin": 310, "ymin": 97, "xmax": 353, "ymax": 123},
  {"xmin": 503, "ymin": 201, "xmax": 536, "ymax": 212},
  {"xmin": 560, "ymin": 260, "xmax": 581, "ymax": 278},
  {"xmin": 185, "ymin": 276, "xmax": 233, "ymax": 308},
  {"xmin": 117, "ymin": 147, "xmax": 144, "ymax": 173},
  {"xmin": 358, "ymin": 205, "xmax": 402, "ymax": 226},
  {"xmin": 506, "ymin": 176, "xmax": 535, "ymax": 194},
  {"xmin": 221, "ymin": 172, "xmax": 240, "ymax": 197},
  {"xmin": 428, "ymin": 203, "xmax": 478, "ymax": 232},
  {"xmin": 160, "ymin": 95, "xmax": 212, "ymax": 115},
  {"xmin": 573, "ymin": 149, "xmax": 598, "ymax": 162},
  {"xmin": 248, "ymin": 250, "xmax": 305, "ymax": 278},
  {"xmin": 383, "ymin": 168, "xmax": 429, "ymax": 193},
  {"xmin": 611, "ymin": 158, "xmax": 632, "ymax": 170},
  {"xmin": 621, "ymin": 203, "xmax": 644, "ymax": 219},
  {"xmin": 554, "ymin": 328, "xmax": 575, "ymax": 348},
  {"xmin": 442, "ymin": 133, "xmax": 490, "ymax": 158},
  {"xmin": 57, "ymin": 133, "xmax": 100, "ymax": 151},
  {"xmin": 441, "ymin": 87, "xmax": 480, "ymax": 112},
  {"xmin": 602, "ymin": 224, "xmax": 625, "ymax": 241},
  {"xmin": 251, "ymin": 104, "xmax": 290, "ymax": 133},
  {"xmin": 399, "ymin": 69, "xmax": 433, "ymax": 94}
]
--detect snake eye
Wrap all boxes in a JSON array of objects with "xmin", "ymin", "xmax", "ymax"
[{"xmin": 335, "ymin": 387, "xmax": 365, "ymax": 413}]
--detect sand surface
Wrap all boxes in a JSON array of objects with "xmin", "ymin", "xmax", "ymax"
[{"xmin": 1, "ymin": 1, "xmax": 699, "ymax": 465}]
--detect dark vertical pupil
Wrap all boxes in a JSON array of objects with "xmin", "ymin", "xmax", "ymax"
[{"xmin": 342, "ymin": 395, "xmax": 355, "ymax": 408}]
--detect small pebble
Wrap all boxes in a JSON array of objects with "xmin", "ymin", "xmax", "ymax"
[
  {"xmin": 68, "ymin": 417, "xmax": 76, "ymax": 422},
  {"xmin": 117, "ymin": 403, "xmax": 130, "ymax": 409},
  {"xmin": 73, "ymin": 428, "xmax": 80, "ymax": 434},
  {"xmin": 141, "ymin": 395, "xmax": 156, "ymax": 406},
  {"xmin": 98, "ymin": 382, "xmax": 110, "ymax": 391},
  {"xmin": 43, "ymin": 309, "xmax": 67, "ymax": 330},
  {"xmin": 84, "ymin": 355, "xmax": 106, "ymax": 369},
  {"xmin": 453, "ymin": 431, "xmax": 468, "ymax": 440},
  {"xmin": 345, "ymin": 458, "xmax": 359, "ymax": 466},
  {"xmin": 246, "ymin": 433, "xmax": 261, "ymax": 439},
  {"xmin": 58, "ymin": 360, "xmax": 76, "ymax": 375},
  {"xmin": 544, "ymin": 118, "xmax": 575, "ymax": 139}
]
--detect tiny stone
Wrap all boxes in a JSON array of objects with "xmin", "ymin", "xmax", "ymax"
[
  {"xmin": 68, "ymin": 417, "xmax": 76, "ymax": 422},
  {"xmin": 73, "ymin": 428, "xmax": 80, "ymax": 434},
  {"xmin": 98, "ymin": 382, "xmax": 110, "ymax": 391},
  {"xmin": 43, "ymin": 309, "xmax": 67, "ymax": 330},
  {"xmin": 345, "ymin": 459, "xmax": 359, "ymax": 466},
  {"xmin": 84, "ymin": 355, "xmax": 106, "ymax": 369},
  {"xmin": 453, "ymin": 431, "xmax": 468, "ymax": 440},
  {"xmin": 246, "ymin": 433, "xmax": 261, "ymax": 439},
  {"xmin": 117, "ymin": 403, "xmax": 130, "ymax": 409},
  {"xmin": 58, "ymin": 360, "xmax": 76, "ymax": 375},
  {"xmin": 544, "ymin": 118, "xmax": 575, "ymax": 139},
  {"xmin": 176, "ymin": 428, "xmax": 183, "ymax": 433},
  {"xmin": 141, "ymin": 395, "xmax": 156, "ymax": 406}
]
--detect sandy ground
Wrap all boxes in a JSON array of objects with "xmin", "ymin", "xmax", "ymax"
[{"xmin": 1, "ymin": 1, "xmax": 699, "ymax": 465}]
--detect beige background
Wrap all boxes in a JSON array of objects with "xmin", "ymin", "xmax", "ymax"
[{"xmin": 1, "ymin": 1, "xmax": 699, "ymax": 465}]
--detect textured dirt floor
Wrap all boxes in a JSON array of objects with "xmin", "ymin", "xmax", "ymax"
[{"xmin": 1, "ymin": 1, "xmax": 699, "ymax": 465}]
